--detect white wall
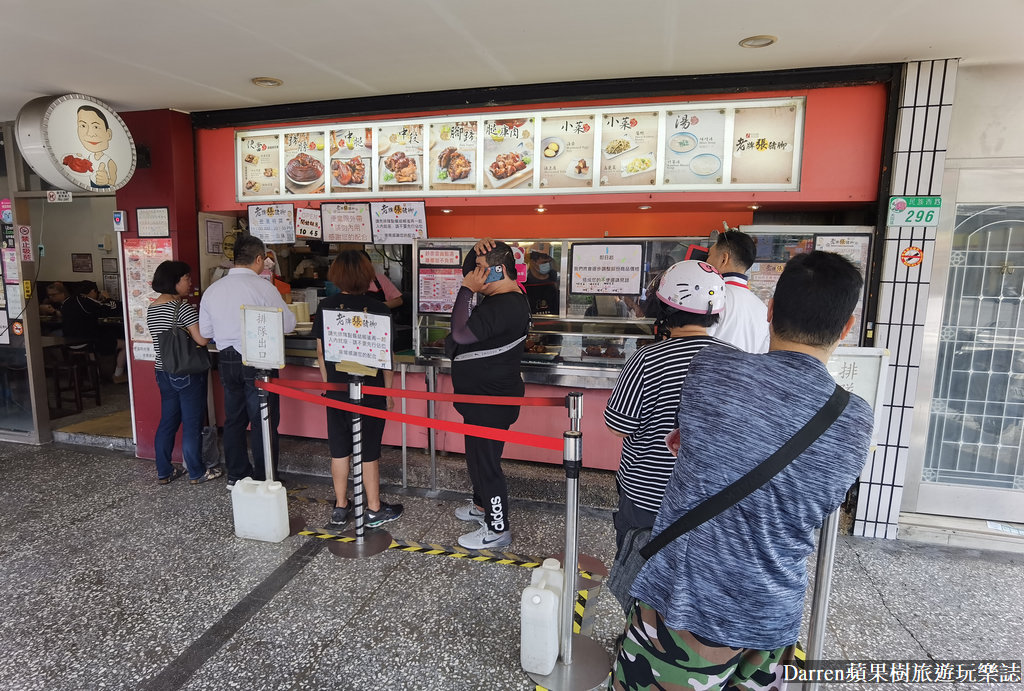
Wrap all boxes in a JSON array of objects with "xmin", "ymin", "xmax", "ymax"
[
  {"xmin": 947, "ymin": 63, "xmax": 1024, "ymax": 160},
  {"xmin": 27, "ymin": 195, "xmax": 117, "ymax": 285}
]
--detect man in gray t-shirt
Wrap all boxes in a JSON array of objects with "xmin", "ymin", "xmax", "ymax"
[{"xmin": 612, "ymin": 251, "xmax": 875, "ymax": 690}]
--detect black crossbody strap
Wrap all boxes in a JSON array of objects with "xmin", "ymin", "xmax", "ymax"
[{"xmin": 640, "ymin": 383, "xmax": 850, "ymax": 560}]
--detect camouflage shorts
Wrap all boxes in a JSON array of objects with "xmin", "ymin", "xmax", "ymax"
[{"xmin": 611, "ymin": 601, "xmax": 795, "ymax": 691}]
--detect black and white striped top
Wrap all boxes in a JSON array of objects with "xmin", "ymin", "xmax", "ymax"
[
  {"xmin": 604, "ymin": 335, "xmax": 734, "ymax": 513},
  {"xmin": 146, "ymin": 300, "xmax": 199, "ymax": 371}
]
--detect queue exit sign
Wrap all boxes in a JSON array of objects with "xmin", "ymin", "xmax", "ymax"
[{"xmin": 887, "ymin": 196, "xmax": 941, "ymax": 227}]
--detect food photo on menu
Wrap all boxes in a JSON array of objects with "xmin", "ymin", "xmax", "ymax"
[
  {"xmin": 240, "ymin": 135, "xmax": 280, "ymax": 196},
  {"xmin": 378, "ymin": 124, "xmax": 424, "ymax": 192},
  {"xmin": 330, "ymin": 127, "xmax": 372, "ymax": 191},
  {"xmin": 662, "ymin": 109, "xmax": 727, "ymax": 185},
  {"xmin": 599, "ymin": 112, "xmax": 658, "ymax": 187},
  {"xmin": 482, "ymin": 118, "xmax": 534, "ymax": 189},
  {"xmin": 283, "ymin": 131, "xmax": 326, "ymax": 195},
  {"xmin": 539, "ymin": 115, "xmax": 596, "ymax": 189},
  {"xmin": 429, "ymin": 121, "xmax": 476, "ymax": 191}
]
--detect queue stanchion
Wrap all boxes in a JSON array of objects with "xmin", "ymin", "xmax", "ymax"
[
  {"xmin": 803, "ymin": 508, "xmax": 841, "ymax": 691},
  {"xmin": 328, "ymin": 376, "xmax": 391, "ymax": 558},
  {"xmin": 258, "ymin": 371, "xmax": 276, "ymax": 483},
  {"xmin": 426, "ymin": 364, "xmax": 438, "ymax": 493},
  {"xmin": 528, "ymin": 430, "xmax": 609, "ymax": 691},
  {"xmin": 400, "ymin": 362, "xmax": 408, "ymax": 488}
]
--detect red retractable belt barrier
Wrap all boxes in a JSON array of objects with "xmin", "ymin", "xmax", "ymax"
[
  {"xmin": 258, "ymin": 380, "xmax": 564, "ymax": 452},
  {"xmin": 270, "ymin": 378, "xmax": 566, "ymax": 407}
]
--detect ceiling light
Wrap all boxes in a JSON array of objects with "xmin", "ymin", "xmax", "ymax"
[
  {"xmin": 738, "ymin": 35, "xmax": 777, "ymax": 49},
  {"xmin": 749, "ymin": 204, "xmax": 761, "ymax": 210},
  {"xmin": 441, "ymin": 209, "xmax": 453, "ymax": 214},
  {"xmin": 638, "ymin": 205, "xmax": 652, "ymax": 210},
  {"xmin": 251, "ymin": 76, "xmax": 283, "ymax": 88},
  {"xmin": 535, "ymin": 206, "xmax": 547, "ymax": 213}
]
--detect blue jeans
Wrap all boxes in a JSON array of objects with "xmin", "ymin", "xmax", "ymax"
[
  {"xmin": 217, "ymin": 347, "xmax": 280, "ymax": 482},
  {"xmin": 155, "ymin": 370, "xmax": 208, "ymax": 480}
]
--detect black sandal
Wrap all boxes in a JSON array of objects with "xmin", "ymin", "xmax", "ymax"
[
  {"xmin": 158, "ymin": 467, "xmax": 186, "ymax": 485},
  {"xmin": 190, "ymin": 468, "xmax": 223, "ymax": 485}
]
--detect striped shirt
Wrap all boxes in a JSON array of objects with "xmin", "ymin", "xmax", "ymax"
[
  {"xmin": 604, "ymin": 335, "xmax": 733, "ymax": 513},
  {"xmin": 147, "ymin": 300, "xmax": 199, "ymax": 371}
]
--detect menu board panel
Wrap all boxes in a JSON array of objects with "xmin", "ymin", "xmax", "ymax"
[
  {"xmin": 378, "ymin": 123, "xmax": 424, "ymax": 193},
  {"xmin": 123, "ymin": 237, "xmax": 175, "ymax": 343},
  {"xmin": 240, "ymin": 134, "xmax": 281, "ymax": 197},
  {"xmin": 370, "ymin": 201, "xmax": 426, "ymax": 244},
  {"xmin": 329, "ymin": 126, "xmax": 373, "ymax": 193},
  {"xmin": 321, "ymin": 203, "xmax": 372, "ymax": 243},
  {"xmin": 731, "ymin": 105, "xmax": 799, "ymax": 185},
  {"xmin": 282, "ymin": 130, "xmax": 326, "ymax": 195},
  {"xmin": 539, "ymin": 115, "xmax": 595, "ymax": 189},
  {"xmin": 248, "ymin": 203, "xmax": 295, "ymax": 244},
  {"xmin": 815, "ymin": 234, "xmax": 872, "ymax": 346},
  {"xmin": 418, "ymin": 267, "xmax": 463, "ymax": 314},
  {"xmin": 663, "ymin": 109, "xmax": 727, "ymax": 185},
  {"xmin": 599, "ymin": 112, "xmax": 658, "ymax": 187},
  {"xmin": 482, "ymin": 117, "xmax": 535, "ymax": 191},
  {"xmin": 428, "ymin": 121, "xmax": 477, "ymax": 192}
]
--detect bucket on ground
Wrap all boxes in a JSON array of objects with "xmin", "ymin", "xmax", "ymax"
[
  {"xmin": 231, "ymin": 478, "xmax": 289, "ymax": 543},
  {"xmin": 520, "ymin": 557, "xmax": 564, "ymax": 675}
]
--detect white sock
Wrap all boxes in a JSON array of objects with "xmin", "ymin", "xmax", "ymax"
[{"xmin": 114, "ymin": 367, "xmax": 125, "ymax": 376}]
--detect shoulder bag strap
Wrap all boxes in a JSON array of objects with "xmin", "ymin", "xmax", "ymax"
[{"xmin": 640, "ymin": 383, "xmax": 850, "ymax": 560}]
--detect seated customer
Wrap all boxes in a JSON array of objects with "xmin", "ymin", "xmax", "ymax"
[
  {"xmin": 40, "ymin": 282, "xmax": 69, "ymax": 317},
  {"xmin": 61, "ymin": 281, "xmax": 127, "ymax": 382}
]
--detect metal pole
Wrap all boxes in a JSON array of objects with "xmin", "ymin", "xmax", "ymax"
[
  {"xmin": 426, "ymin": 364, "xmax": 437, "ymax": 492},
  {"xmin": 560, "ymin": 430, "xmax": 582, "ymax": 664},
  {"xmin": 566, "ymin": 392, "xmax": 582, "ymax": 433},
  {"xmin": 350, "ymin": 377, "xmax": 365, "ymax": 543},
  {"xmin": 805, "ymin": 508, "xmax": 841, "ymax": 691},
  {"xmin": 259, "ymin": 372, "xmax": 275, "ymax": 483},
  {"xmin": 400, "ymin": 362, "xmax": 408, "ymax": 488}
]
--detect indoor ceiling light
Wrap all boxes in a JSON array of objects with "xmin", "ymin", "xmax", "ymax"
[
  {"xmin": 738, "ymin": 35, "xmax": 777, "ymax": 49},
  {"xmin": 749, "ymin": 204, "xmax": 761, "ymax": 210},
  {"xmin": 535, "ymin": 205, "xmax": 547, "ymax": 213},
  {"xmin": 251, "ymin": 76, "xmax": 283, "ymax": 88},
  {"xmin": 638, "ymin": 205, "xmax": 652, "ymax": 210},
  {"xmin": 441, "ymin": 209, "xmax": 453, "ymax": 214}
]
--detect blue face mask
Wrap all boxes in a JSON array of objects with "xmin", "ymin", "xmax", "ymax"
[
  {"xmin": 537, "ymin": 262, "xmax": 551, "ymax": 275},
  {"xmin": 484, "ymin": 265, "xmax": 505, "ymax": 284}
]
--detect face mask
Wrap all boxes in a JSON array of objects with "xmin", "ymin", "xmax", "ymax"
[{"xmin": 537, "ymin": 262, "xmax": 551, "ymax": 275}]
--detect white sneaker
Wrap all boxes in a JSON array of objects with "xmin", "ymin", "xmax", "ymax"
[
  {"xmin": 454, "ymin": 502, "xmax": 485, "ymax": 525},
  {"xmin": 458, "ymin": 525, "xmax": 512, "ymax": 550}
]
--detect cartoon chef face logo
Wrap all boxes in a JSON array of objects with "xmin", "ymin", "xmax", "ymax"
[{"xmin": 62, "ymin": 105, "xmax": 118, "ymax": 188}]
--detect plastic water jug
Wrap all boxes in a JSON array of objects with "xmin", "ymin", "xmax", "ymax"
[
  {"xmin": 231, "ymin": 478, "xmax": 289, "ymax": 543},
  {"xmin": 520, "ymin": 557, "xmax": 563, "ymax": 675}
]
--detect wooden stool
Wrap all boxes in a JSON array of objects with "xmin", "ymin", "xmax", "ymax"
[{"xmin": 53, "ymin": 347, "xmax": 102, "ymax": 413}]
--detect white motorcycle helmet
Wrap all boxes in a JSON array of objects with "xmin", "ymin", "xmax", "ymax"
[{"xmin": 655, "ymin": 260, "xmax": 726, "ymax": 315}]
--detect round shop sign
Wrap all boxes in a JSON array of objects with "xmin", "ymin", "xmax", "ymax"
[
  {"xmin": 901, "ymin": 246, "xmax": 924, "ymax": 268},
  {"xmin": 15, "ymin": 93, "xmax": 137, "ymax": 193}
]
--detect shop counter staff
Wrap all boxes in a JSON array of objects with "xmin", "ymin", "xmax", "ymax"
[
  {"xmin": 445, "ymin": 239, "xmax": 531, "ymax": 551},
  {"xmin": 199, "ymin": 235, "xmax": 296, "ymax": 488}
]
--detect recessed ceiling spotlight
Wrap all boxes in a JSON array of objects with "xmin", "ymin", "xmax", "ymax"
[
  {"xmin": 441, "ymin": 209, "xmax": 453, "ymax": 214},
  {"xmin": 638, "ymin": 205, "xmax": 652, "ymax": 210},
  {"xmin": 535, "ymin": 205, "xmax": 547, "ymax": 213},
  {"xmin": 251, "ymin": 76, "xmax": 283, "ymax": 88},
  {"xmin": 749, "ymin": 204, "xmax": 761, "ymax": 210},
  {"xmin": 738, "ymin": 35, "xmax": 777, "ymax": 49}
]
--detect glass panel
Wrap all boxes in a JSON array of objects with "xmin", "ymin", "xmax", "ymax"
[
  {"xmin": 0, "ymin": 346, "xmax": 34, "ymax": 433},
  {"xmin": 923, "ymin": 205, "xmax": 1024, "ymax": 491}
]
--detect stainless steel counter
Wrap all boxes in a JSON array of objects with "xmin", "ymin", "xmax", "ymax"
[{"xmin": 414, "ymin": 356, "xmax": 621, "ymax": 389}]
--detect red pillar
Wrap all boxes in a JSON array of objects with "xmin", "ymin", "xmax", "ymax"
[{"xmin": 116, "ymin": 110, "xmax": 199, "ymax": 460}]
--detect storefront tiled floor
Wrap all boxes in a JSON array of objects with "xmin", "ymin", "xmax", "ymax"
[{"xmin": 0, "ymin": 440, "xmax": 1021, "ymax": 690}]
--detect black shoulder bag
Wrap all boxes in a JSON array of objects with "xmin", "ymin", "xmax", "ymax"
[
  {"xmin": 157, "ymin": 300, "xmax": 211, "ymax": 375},
  {"xmin": 606, "ymin": 384, "xmax": 850, "ymax": 613}
]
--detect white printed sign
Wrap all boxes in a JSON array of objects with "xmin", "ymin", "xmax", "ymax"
[
  {"xmin": 18, "ymin": 225, "xmax": 34, "ymax": 262},
  {"xmin": 247, "ymin": 204, "xmax": 295, "ymax": 245},
  {"xmin": 295, "ymin": 207, "xmax": 323, "ymax": 239},
  {"xmin": 322, "ymin": 309, "xmax": 392, "ymax": 371},
  {"xmin": 241, "ymin": 305, "xmax": 286, "ymax": 369},
  {"xmin": 132, "ymin": 341, "xmax": 156, "ymax": 362},
  {"xmin": 321, "ymin": 203, "xmax": 371, "ymax": 242},
  {"xmin": 570, "ymin": 243, "xmax": 643, "ymax": 294},
  {"xmin": 370, "ymin": 201, "xmax": 427, "ymax": 244}
]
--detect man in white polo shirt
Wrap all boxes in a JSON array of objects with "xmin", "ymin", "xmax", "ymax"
[
  {"xmin": 200, "ymin": 235, "xmax": 296, "ymax": 488},
  {"xmin": 706, "ymin": 229, "xmax": 770, "ymax": 353}
]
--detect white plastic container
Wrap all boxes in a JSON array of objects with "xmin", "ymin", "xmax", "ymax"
[
  {"xmin": 231, "ymin": 478, "xmax": 289, "ymax": 543},
  {"xmin": 520, "ymin": 557, "xmax": 563, "ymax": 675}
]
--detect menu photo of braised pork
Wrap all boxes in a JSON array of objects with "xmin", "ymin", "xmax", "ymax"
[
  {"xmin": 377, "ymin": 123, "xmax": 424, "ymax": 192},
  {"xmin": 283, "ymin": 130, "xmax": 326, "ymax": 195},
  {"xmin": 329, "ymin": 127, "xmax": 372, "ymax": 192},
  {"xmin": 482, "ymin": 117, "xmax": 534, "ymax": 189},
  {"xmin": 428, "ymin": 121, "xmax": 477, "ymax": 192}
]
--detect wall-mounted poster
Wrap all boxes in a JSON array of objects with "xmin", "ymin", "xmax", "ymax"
[
  {"xmin": 101, "ymin": 257, "xmax": 118, "ymax": 273},
  {"xmin": 282, "ymin": 130, "xmax": 326, "ymax": 196},
  {"xmin": 71, "ymin": 253, "xmax": 93, "ymax": 272},
  {"xmin": 123, "ymin": 238, "xmax": 174, "ymax": 343},
  {"xmin": 815, "ymin": 233, "xmax": 872, "ymax": 346},
  {"xmin": 428, "ymin": 121, "xmax": 477, "ymax": 192},
  {"xmin": 539, "ymin": 114, "xmax": 596, "ymax": 189},
  {"xmin": 321, "ymin": 203, "xmax": 371, "ymax": 243},
  {"xmin": 377, "ymin": 123, "xmax": 424, "ymax": 194},
  {"xmin": 663, "ymin": 109, "xmax": 727, "ymax": 185},
  {"xmin": 600, "ymin": 112, "xmax": 658, "ymax": 187},
  {"xmin": 240, "ymin": 134, "xmax": 280, "ymax": 197},
  {"xmin": 136, "ymin": 207, "xmax": 169, "ymax": 238},
  {"xmin": 570, "ymin": 243, "xmax": 643, "ymax": 295},
  {"xmin": 370, "ymin": 201, "xmax": 426, "ymax": 244},
  {"xmin": 102, "ymin": 273, "xmax": 120, "ymax": 300},
  {"xmin": 418, "ymin": 267, "xmax": 463, "ymax": 314},
  {"xmin": 731, "ymin": 105, "xmax": 800, "ymax": 185},
  {"xmin": 482, "ymin": 117, "xmax": 534, "ymax": 191},
  {"xmin": 329, "ymin": 126, "xmax": 372, "ymax": 193},
  {"xmin": 295, "ymin": 207, "xmax": 323, "ymax": 240},
  {"xmin": 247, "ymin": 204, "xmax": 295, "ymax": 244}
]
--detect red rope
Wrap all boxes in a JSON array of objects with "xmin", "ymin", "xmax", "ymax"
[
  {"xmin": 267, "ymin": 378, "xmax": 566, "ymax": 407},
  {"xmin": 259, "ymin": 380, "xmax": 565, "ymax": 452}
]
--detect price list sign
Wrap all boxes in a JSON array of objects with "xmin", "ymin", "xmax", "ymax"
[
  {"xmin": 247, "ymin": 204, "xmax": 295, "ymax": 244},
  {"xmin": 370, "ymin": 201, "xmax": 427, "ymax": 244},
  {"xmin": 322, "ymin": 309, "xmax": 392, "ymax": 371}
]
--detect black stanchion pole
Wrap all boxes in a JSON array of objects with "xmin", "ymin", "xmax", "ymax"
[
  {"xmin": 328, "ymin": 375, "xmax": 391, "ymax": 558},
  {"xmin": 527, "ymin": 430, "xmax": 610, "ymax": 691},
  {"xmin": 258, "ymin": 371, "xmax": 275, "ymax": 483}
]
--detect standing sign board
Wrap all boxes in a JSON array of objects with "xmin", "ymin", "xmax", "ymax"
[
  {"xmin": 241, "ymin": 305, "xmax": 286, "ymax": 369},
  {"xmin": 322, "ymin": 309, "xmax": 392, "ymax": 372}
]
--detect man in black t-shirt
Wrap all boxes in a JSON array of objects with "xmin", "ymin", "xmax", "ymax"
[{"xmin": 446, "ymin": 240, "xmax": 531, "ymax": 550}]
